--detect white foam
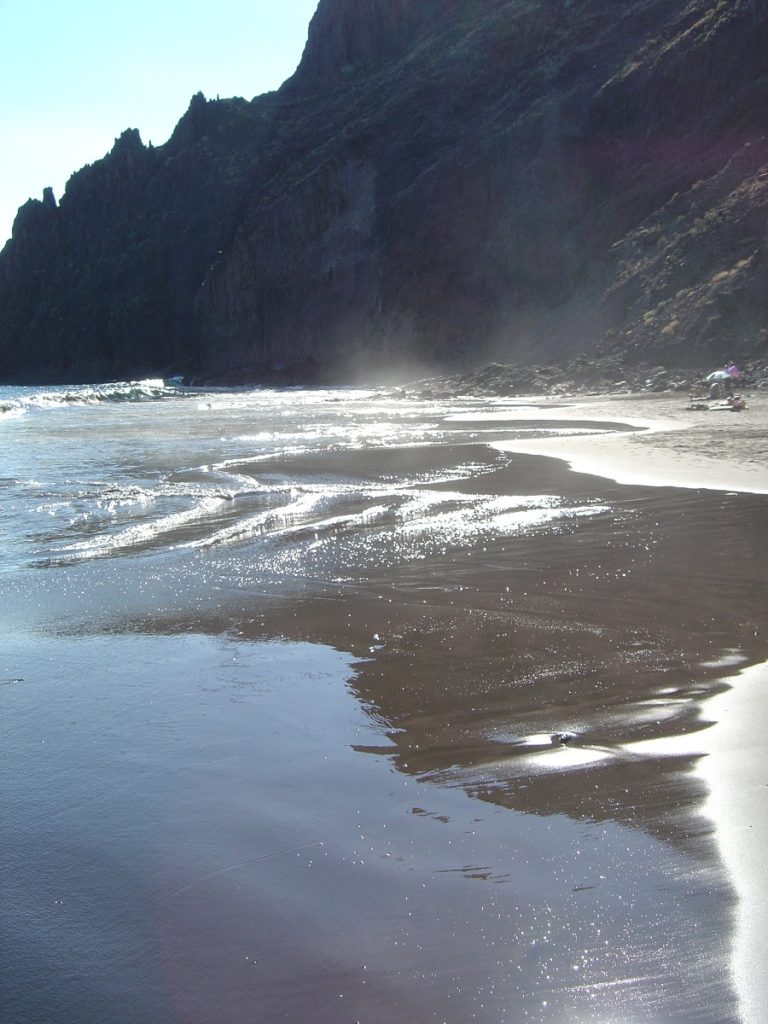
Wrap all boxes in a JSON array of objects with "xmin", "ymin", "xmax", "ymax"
[
  {"xmin": 56, "ymin": 495, "xmax": 229, "ymax": 560},
  {"xmin": 183, "ymin": 490, "xmax": 326, "ymax": 549}
]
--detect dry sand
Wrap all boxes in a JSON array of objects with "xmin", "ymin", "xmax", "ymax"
[
  {"xmin": 489, "ymin": 391, "xmax": 768, "ymax": 495},
  {"xmin": 701, "ymin": 661, "xmax": 768, "ymax": 1024}
]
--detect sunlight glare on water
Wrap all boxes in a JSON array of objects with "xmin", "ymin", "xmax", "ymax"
[
  {"xmin": 1, "ymin": 379, "xmax": 757, "ymax": 1024},
  {"xmin": 0, "ymin": 382, "xmax": 613, "ymax": 573}
]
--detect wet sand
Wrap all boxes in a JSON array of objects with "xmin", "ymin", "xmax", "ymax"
[
  {"xmin": 3, "ymin": 390, "xmax": 768, "ymax": 1023},
  {"xmin": 489, "ymin": 390, "xmax": 768, "ymax": 1024}
]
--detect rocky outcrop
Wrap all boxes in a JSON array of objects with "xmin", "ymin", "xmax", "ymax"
[
  {"xmin": 1, "ymin": 0, "xmax": 767, "ymax": 383},
  {"xmin": 288, "ymin": 0, "xmax": 436, "ymax": 85}
]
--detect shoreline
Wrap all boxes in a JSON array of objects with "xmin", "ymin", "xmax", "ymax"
[
  {"xmin": 701, "ymin": 660, "xmax": 768, "ymax": 1024},
  {"xmin": 485, "ymin": 392, "xmax": 768, "ymax": 1022},
  {"xmin": 4, "ymin": 384, "xmax": 767, "ymax": 1022},
  {"xmin": 483, "ymin": 391, "xmax": 768, "ymax": 494}
]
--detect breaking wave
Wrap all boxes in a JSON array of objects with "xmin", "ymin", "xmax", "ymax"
[{"xmin": 0, "ymin": 378, "xmax": 188, "ymax": 416}]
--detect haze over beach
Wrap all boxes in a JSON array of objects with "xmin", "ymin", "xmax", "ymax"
[{"xmin": 2, "ymin": 1, "xmax": 768, "ymax": 1022}]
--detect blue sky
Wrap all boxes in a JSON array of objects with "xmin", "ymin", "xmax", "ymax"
[{"xmin": 0, "ymin": 0, "xmax": 320, "ymax": 244}]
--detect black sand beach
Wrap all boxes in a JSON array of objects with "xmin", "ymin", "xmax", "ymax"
[{"xmin": 3, "ymin": 390, "xmax": 767, "ymax": 1023}]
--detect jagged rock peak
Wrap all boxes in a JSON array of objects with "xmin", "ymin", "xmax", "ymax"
[
  {"xmin": 112, "ymin": 127, "xmax": 145, "ymax": 153},
  {"xmin": 291, "ymin": 0, "xmax": 438, "ymax": 84},
  {"xmin": 13, "ymin": 186, "xmax": 58, "ymax": 230},
  {"xmin": 167, "ymin": 91, "xmax": 242, "ymax": 148}
]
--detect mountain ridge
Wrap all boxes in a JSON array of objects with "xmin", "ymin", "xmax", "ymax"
[{"xmin": 1, "ymin": 0, "xmax": 766, "ymax": 383}]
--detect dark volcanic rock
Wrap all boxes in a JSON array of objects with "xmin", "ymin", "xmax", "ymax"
[
  {"xmin": 1, "ymin": 0, "xmax": 767, "ymax": 383},
  {"xmin": 287, "ymin": 0, "xmax": 436, "ymax": 85}
]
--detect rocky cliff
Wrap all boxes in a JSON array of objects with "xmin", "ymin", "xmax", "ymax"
[{"xmin": 1, "ymin": 0, "xmax": 767, "ymax": 383}]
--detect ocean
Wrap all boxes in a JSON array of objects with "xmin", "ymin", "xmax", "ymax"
[{"xmin": 3, "ymin": 379, "xmax": 767, "ymax": 1023}]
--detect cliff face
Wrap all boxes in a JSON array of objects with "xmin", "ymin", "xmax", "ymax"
[
  {"xmin": 289, "ymin": 0, "xmax": 436, "ymax": 84},
  {"xmin": 1, "ymin": 0, "xmax": 767, "ymax": 383}
]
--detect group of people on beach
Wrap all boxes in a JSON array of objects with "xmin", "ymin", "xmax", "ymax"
[
  {"xmin": 689, "ymin": 362, "xmax": 747, "ymax": 410},
  {"xmin": 701, "ymin": 362, "xmax": 742, "ymax": 398}
]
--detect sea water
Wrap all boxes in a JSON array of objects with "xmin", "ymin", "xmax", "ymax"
[
  {"xmin": 1, "ymin": 380, "xmax": 753, "ymax": 1023},
  {"xmin": 0, "ymin": 380, "xmax": 618, "ymax": 637},
  {"xmin": 0, "ymin": 381, "xmax": 610, "ymax": 574}
]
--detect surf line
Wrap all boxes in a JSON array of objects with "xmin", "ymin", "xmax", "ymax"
[{"xmin": 158, "ymin": 842, "xmax": 326, "ymax": 903}]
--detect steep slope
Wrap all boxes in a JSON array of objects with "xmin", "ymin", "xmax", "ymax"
[{"xmin": 1, "ymin": 0, "xmax": 766, "ymax": 383}]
